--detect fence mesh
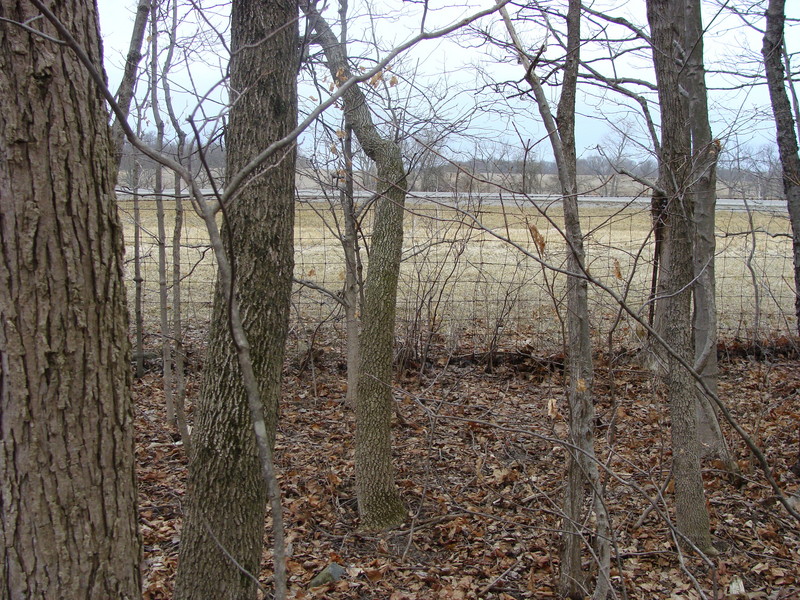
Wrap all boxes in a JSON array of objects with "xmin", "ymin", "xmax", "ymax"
[{"xmin": 118, "ymin": 191, "xmax": 797, "ymax": 356}]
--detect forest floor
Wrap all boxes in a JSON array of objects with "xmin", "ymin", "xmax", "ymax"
[{"xmin": 135, "ymin": 328, "xmax": 800, "ymax": 600}]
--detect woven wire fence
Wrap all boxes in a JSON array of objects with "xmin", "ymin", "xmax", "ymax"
[{"xmin": 118, "ymin": 190, "xmax": 797, "ymax": 355}]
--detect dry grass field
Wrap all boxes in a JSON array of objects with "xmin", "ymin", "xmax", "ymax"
[{"xmin": 117, "ymin": 194, "xmax": 796, "ymax": 352}]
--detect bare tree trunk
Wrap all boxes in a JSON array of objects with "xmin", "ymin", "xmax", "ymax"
[
  {"xmin": 303, "ymin": 1, "xmax": 407, "ymax": 530},
  {"xmin": 0, "ymin": 2, "xmax": 141, "ymax": 597},
  {"xmin": 341, "ymin": 133, "xmax": 363, "ymax": 408},
  {"xmin": 149, "ymin": 0, "xmax": 176, "ymax": 426},
  {"xmin": 133, "ymin": 152, "xmax": 146, "ymax": 378},
  {"xmin": 684, "ymin": 0, "xmax": 732, "ymax": 467},
  {"xmin": 174, "ymin": 1, "xmax": 298, "ymax": 597},
  {"xmin": 647, "ymin": 0, "xmax": 714, "ymax": 555},
  {"xmin": 110, "ymin": 0, "xmax": 150, "ymax": 168},
  {"xmin": 502, "ymin": 5, "xmax": 610, "ymax": 597},
  {"xmin": 338, "ymin": 0, "xmax": 362, "ymax": 409},
  {"xmin": 163, "ymin": 0, "xmax": 191, "ymax": 453},
  {"xmin": 556, "ymin": 4, "xmax": 601, "ymax": 594},
  {"xmin": 555, "ymin": 4, "xmax": 611, "ymax": 596},
  {"xmin": 649, "ymin": 192, "xmax": 667, "ymax": 329},
  {"xmin": 353, "ymin": 167, "xmax": 407, "ymax": 530},
  {"xmin": 763, "ymin": 0, "xmax": 800, "ymax": 336},
  {"xmin": 782, "ymin": 43, "xmax": 800, "ymax": 144},
  {"xmin": 171, "ymin": 171, "xmax": 191, "ymax": 453}
]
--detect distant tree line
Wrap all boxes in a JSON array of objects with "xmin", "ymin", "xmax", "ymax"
[{"xmin": 119, "ymin": 140, "xmax": 785, "ymax": 199}]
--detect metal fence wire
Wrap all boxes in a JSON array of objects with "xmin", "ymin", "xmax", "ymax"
[{"xmin": 118, "ymin": 190, "xmax": 797, "ymax": 355}]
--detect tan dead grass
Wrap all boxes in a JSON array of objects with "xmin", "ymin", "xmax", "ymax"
[{"xmin": 118, "ymin": 197, "xmax": 796, "ymax": 346}]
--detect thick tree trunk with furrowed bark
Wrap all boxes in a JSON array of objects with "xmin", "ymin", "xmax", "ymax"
[
  {"xmin": 174, "ymin": 1, "xmax": 297, "ymax": 598},
  {"xmin": 0, "ymin": 1, "xmax": 141, "ymax": 597}
]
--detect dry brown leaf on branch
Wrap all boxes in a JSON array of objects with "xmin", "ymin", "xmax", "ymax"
[
  {"xmin": 613, "ymin": 257, "xmax": 623, "ymax": 279},
  {"xmin": 527, "ymin": 223, "xmax": 546, "ymax": 255},
  {"xmin": 369, "ymin": 71, "xmax": 384, "ymax": 88}
]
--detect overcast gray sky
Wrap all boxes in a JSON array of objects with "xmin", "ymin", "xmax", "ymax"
[{"xmin": 96, "ymin": 0, "xmax": 798, "ymax": 164}]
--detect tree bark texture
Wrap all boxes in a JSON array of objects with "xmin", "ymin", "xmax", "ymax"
[
  {"xmin": 555, "ymin": 12, "xmax": 593, "ymax": 600},
  {"xmin": 337, "ymin": 4, "xmax": 362, "ymax": 409},
  {"xmin": 109, "ymin": 0, "xmax": 150, "ymax": 169},
  {"xmin": 501, "ymin": 5, "xmax": 609, "ymax": 597},
  {"xmin": 304, "ymin": 3, "xmax": 407, "ymax": 531},
  {"xmin": 174, "ymin": 1, "xmax": 297, "ymax": 598},
  {"xmin": 555, "ymin": 3, "xmax": 609, "ymax": 597},
  {"xmin": 684, "ymin": 0, "xmax": 730, "ymax": 464},
  {"xmin": 646, "ymin": 0, "xmax": 714, "ymax": 555},
  {"xmin": 763, "ymin": 0, "xmax": 800, "ymax": 336},
  {"xmin": 150, "ymin": 3, "xmax": 175, "ymax": 426},
  {"xmin": 164, "ymin": 0, "xmax": 192, "ymax": 452},
  {"xmin": 133, "ymin": 159, "xmax": 145, "ymax": 378},
  {"xmin": 341, "ymin": 125, "xmax": 363, "ymax": 409},
  {"xmin": 0, "ymin": 2, "xmax": 141, "ymax": 598}
]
